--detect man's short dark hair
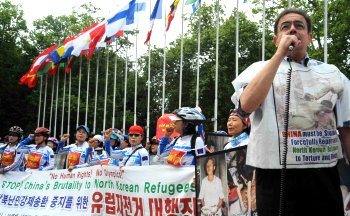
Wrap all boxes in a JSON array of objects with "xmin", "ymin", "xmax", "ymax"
[
  {"xmin": 204, "ymin": 157, "xmax": 216, "ymax": 176},
  {"xmin": 274, "ymin": 8, "xmax": 312, "ymax": 35}
]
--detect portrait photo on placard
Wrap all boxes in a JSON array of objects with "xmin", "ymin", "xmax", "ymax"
[{"xmin": 196, "ymin": 146, "xmax": 257, "ymax": 216}]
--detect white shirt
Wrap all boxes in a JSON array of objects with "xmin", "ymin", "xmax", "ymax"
[
  {"xmin": 232, "ymin": 58, "xmax": 350, "ymax": 169},
  {"xmin": 199, "ymin": 175, "xmax": 224, "ymax": 216}
]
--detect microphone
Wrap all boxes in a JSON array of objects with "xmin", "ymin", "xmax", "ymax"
[{"xmin": 288, "ymin": 43, "xmax": 294, "ymax": 51}]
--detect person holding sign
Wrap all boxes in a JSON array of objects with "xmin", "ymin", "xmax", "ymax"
[{"xmin": 224, "ymin": 109, "xmax": 250, "ymax": 150}]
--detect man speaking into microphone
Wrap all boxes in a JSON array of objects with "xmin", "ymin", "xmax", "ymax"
[{"xmin": 231, "ymin": 8, "xmax": 350, "ymax": 216}]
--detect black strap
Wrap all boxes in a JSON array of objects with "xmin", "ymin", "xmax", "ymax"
[
  {"xmin": 124, "ymin": 146, "xmax": 143, "ymax": 165},
  {"xmin": 171, "ymin": 134, "xmax": 198, "ymax": 156},
  {"xmin": 190, "ymin": 133, "xmax": 198, "ymax": 156}
]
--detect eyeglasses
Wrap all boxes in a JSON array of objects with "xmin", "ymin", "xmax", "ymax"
[
  {"xmin": 128, "ymin": 133, "xmax": 141, "ymax": 137},
  {"xmin": 279, "ymin": 21, "xmax": 306, "ymax": 32}
]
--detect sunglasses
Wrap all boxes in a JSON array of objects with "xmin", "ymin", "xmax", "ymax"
[{"xmin": 128, "ymin": 133, "xmax": 141, "ymax": 137}]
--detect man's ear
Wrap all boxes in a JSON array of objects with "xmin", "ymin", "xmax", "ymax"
[{"xmin": 273, "ymin": 35, "xmax": 279, "ymax": 47}]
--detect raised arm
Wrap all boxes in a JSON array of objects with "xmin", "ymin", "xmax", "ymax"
[{"xmin": 240, "ymin": 34, "xmax": 300, "ymax": 113}]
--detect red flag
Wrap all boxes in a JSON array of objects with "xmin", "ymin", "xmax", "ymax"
[
  {"xmin": 87, "ymin": 23, "xmax": 106, "ymax": 59},
  {"xmin": 156, "ymin": 113, "xmax": 180, "ymax": 140},
  {"xmin": 19, "ymin": 71, "xmax": 37, "ymax": 88}
]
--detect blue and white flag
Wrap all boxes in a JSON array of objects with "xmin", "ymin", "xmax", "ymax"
[{"xmin": 106, "ymin": 0, "xmax": 146, "ymax": 37}]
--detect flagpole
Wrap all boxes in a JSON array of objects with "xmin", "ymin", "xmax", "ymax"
[
  {"xmin": 54, "ymin": 68, "xmax": 60, "ymax": 138},
  {"xmin": 134, "ymin": 33, "xmax": 138, "ymax": 125},
  {"xmin": 37, "ymin": 77, "xmax": 43, "ymax": 127},
  {"xmin": 179, "ymin": 0, "xmax": 185, "ymax": 108},
  {"xmin": 123, "ymin": 48, "xmax": 128, "ymax": 132},
  {"xmin": 214, "ymin": 0, "xmax": 220, "ymax": 131},
  {"xmin": 324, "ymin": 0, "xmax": 328, "ymax": 63},
  {"xmin": 42, "ymin": 75, "xmax": 48, "ymax": 127},
  {"xmin": 235, "ymin": 0, "xmax": 239, "ymax": 78},
  {"xmin": 195, "ymin": 1, "xmax": 201, "ymax": 107},
  {"xmin": 146, "ymin": 0, "xmax": 152, "ymax": 142},
  {"xmin": 60, "ymin": 71, "xmax": 66, "ymax": 136},
  {"xmin": 85, "ymin": 60, "xmax": 91, "ymax": 126},
  {"xmin": 112, "ymin": 41, "xmax": 118, "ymax": 129},
  {"xmin": 262, "ymin": 0, "xmax": 266, "ymax": 61},
  {"xmin": 67, "ymin": 69, "xmax": 72, "ymax": 134},
  {"xmin": 104, "ymin": 47, "xmax": 110, "ymax": 131},
  {"xmin": 77, "ymin": 56, "xmax": 82, "ymax": 127},
  {"xmin": 93, "ymin": 51, "xmax": 100, "ymax": 133},
  {"xmin": 49, "ymin": 75, "xmax": 55, "ymax": 132},
  {"xmin": 162, "ymin": 3, "xmax": 167, "ymax": 115}
]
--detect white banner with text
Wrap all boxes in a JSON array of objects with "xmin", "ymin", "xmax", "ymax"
[{"xmin": 0, "ymin": 165, "xmax": 195, "ymax": 216}]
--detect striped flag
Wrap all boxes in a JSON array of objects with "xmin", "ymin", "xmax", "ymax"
[
  {"xmin": 166, "ymin": 0, "xmax": 180, "ymax": 31},
  {"xmin": 144, "ymin": 0, "xmax": 162, "ymax": 44},
  {"xmin": 19, "ymin": 44, "xmax": 58, "ymax": 88}
]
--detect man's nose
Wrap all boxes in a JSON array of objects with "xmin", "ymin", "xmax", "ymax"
[{"xmin": 288, "ymin": 23, "xmax": 298, "ymax": 34}]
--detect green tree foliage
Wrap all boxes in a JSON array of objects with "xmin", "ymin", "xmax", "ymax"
[{"xmin": 0, "ymin": 0, "xmax": 35, "ymax": 136}]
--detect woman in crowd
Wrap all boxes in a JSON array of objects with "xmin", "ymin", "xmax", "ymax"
[
  {"xmin": 0, "ymin": 126, "xmax": 26, "ymax": 173},
  {"xmin": 56, "ymin": 125, "xmax": 91, "ymax": 168},
  {"xmin": 156, "ymin": 107, "xmax": 206, "ymax": 166},
  {"xmin": 109, "ymin": 129, "xmax": 124, "ymax": 150},
  {"xmin": 68, "ymin": 134, "xmax": 118, "ymax": 171},
  {"xmin": 17, "ymin": 127, "xmax": 55, "ymax": 171},
  {"xmin": 224, "ymin": 109, "xmax": 250, "ymax": 150},
  {"xmin": 224, "ymin": 109, "xmax": 256, "ymax": 215},
  {"xmin": 105, "ymin": 125, "xmax": 150, "ymax": 166},
  {"xmin": 47, "ymin": 137, "xmax": 59, "ymax": 152}
]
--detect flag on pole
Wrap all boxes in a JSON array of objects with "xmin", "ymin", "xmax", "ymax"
[
  {"xmin": 19, "ymin": 44, "xmax": 58, "ymax": 88},
  {"xmin": 37, "ymin": 58, "xmax": 58, "ymax": 76},
  {"xmin": 186, "ymin": 0, "xmax": 201, "ymax": 15},
  {"xmin": 87, "ymin": 23, "xmax": 106, "ymax": 59},
  {"xmin": 166, "ymin": 0, "xmax": 180, "ymax": 31},
  {"xmin": 144, "ymin": 0, "xmax": 162, "ymax": 44},
  {"xmin": 70, "ymin": 22, "xmax": 103, "ymax": 57},
  {"xmin": 48, "ymin": 36, "xmax": 75, "ymax": 64},
  {"xmin": 106, "ymin": 0, "xmax": 146, "ymax": 37},
  {"xmin": 76, "ymin": 0, "xmax": 146, "ymax": 58}
]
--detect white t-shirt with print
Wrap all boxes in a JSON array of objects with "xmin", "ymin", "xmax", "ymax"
[
  {"xmin": 199, "ymin": 175, "xmax": 224, "ymax": 216},
  {"xmin": 232, "ymin": 58, "xmax": 350, "ymax": 169}
]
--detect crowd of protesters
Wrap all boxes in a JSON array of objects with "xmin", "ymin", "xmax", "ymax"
[{"xmin": 0, "ymin": 106, "xmax": 209, "ymax": 172}]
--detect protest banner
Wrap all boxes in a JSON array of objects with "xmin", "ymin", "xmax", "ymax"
[{"xmin": 0, "ymin": 165, "xmax": 195, "ymax": 215}]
